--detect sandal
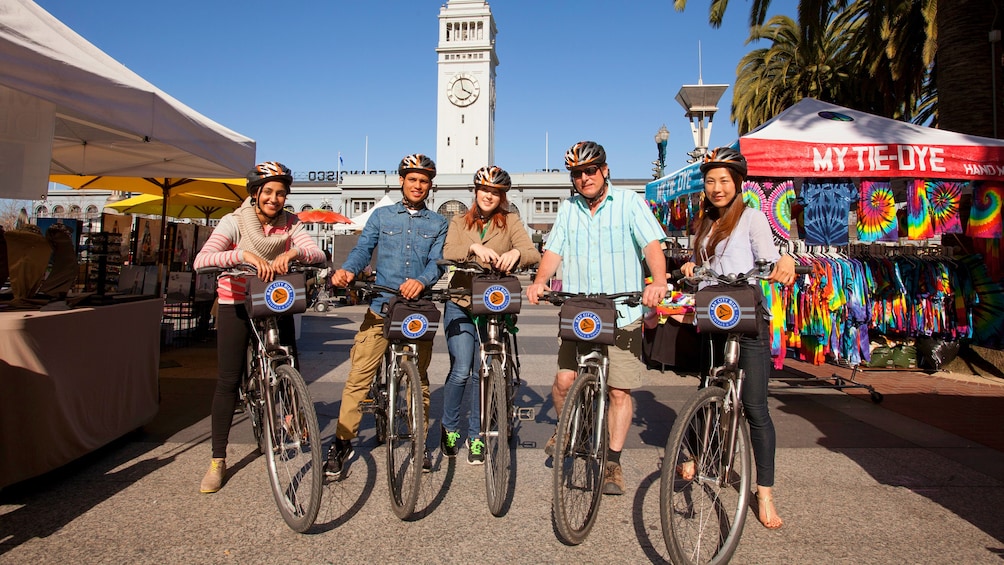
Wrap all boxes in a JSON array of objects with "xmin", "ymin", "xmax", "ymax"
[
  {"xmin": 675, "ymin": 459, "xmax": 696, "ymax": 481},
  {"xmin": 756, "ymin": 494, "xmax": 784, "ymax": 530}
]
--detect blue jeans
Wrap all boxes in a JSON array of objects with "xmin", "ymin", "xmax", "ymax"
[{"xmin": 442, "ymin": 301, "xmax": 481, "ymax": 438}]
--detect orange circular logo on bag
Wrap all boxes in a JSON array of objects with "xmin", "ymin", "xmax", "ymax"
[
  {"xmin": 401, "ymin": 313, "xmax": 430, "ymax": 339},
  {"xmin": 572, "ymin": 311, "xmax": 603, "ymax": 340},
  {"xmin": 264, "ymin": 280, "xmax": 296, "ymax": 313},
  {"xmin": 481, "ymin": 284, "xmax": 512, "ymax": 312},
  {"xmin": 706, "ymin": 296, "xmax": 742, "ymax": 330}
]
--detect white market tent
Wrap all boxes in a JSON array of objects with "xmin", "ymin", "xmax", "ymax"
[
  {"xmin": 346, "ymin": 194, "xmax": 396, "ymax": 230},
  {"xmin": 740, "ymin": 98, "xmax": 1004, "ymax": 181},
  {"xmin": 0, "ymin": 0, "xmax": 256, "ymax": 200}
]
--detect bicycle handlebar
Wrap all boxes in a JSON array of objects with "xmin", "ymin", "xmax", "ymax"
[
  {"xmin": 671, "ymin": 260, "xmax": 812, "ymax": 286},
  {"xmin": 196, "ymin": 262, "xmax": 325, "ymax": 277},
  {"xmin": 350, "ymin": 280, "xmax": 456, "ymax": 302},
  {"xmin": 539, "ymin": 289, "xmax": 666, "ymax": 308}
]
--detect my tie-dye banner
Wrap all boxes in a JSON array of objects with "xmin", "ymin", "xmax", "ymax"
[
  {"xmin": 856, "ymin": 181, "xmax": 898, "ymax": 242},
  {"xmin": 907, "ymin": 179, "xmax": 935, "ymax": 240},
  {"xmin": 966, "ymin": 181, "xmax": 1004, "ymax": 239}
]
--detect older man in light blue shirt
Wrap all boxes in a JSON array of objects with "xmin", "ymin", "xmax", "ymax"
[{"xmin": 527, "ymin": 141, "xmax": 667, "ymax": 496}]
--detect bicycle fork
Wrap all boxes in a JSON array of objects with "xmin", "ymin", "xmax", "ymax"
[
  {"xmin": 699, "ymin": 334, "xmax": 745, "ymax": 485},
  {"xmin": 571, "ymin": 350, "xmax": 608, "ymax": 459}
]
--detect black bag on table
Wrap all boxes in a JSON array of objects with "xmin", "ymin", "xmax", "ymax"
[
  {"xmin": 693, "ymin": 283, "xmax": 763, "ymax": 335},
  {"xmin": 382, "ymin": 297, "xmax": 442, "ymax": 341},
  {"xmin": 558, "ymin": 296, "xmax": 616, "ymax": 345},
  {"xmin": 471, "ymin": 274, "xmax": 522, "ymax": 315},
  {"xmin": 245, "ymin": 273, "xmax": 308, "ymax": 317}
]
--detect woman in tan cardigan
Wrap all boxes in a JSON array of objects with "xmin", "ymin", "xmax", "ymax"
[{"xmin": 439, "ymin": 166, "xmax": 541, "ymax": 464}]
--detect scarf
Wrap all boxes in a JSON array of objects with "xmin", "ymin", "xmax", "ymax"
[{"xmin": 234, "ymin": 201, "xmax": 292, "ymax": 261}]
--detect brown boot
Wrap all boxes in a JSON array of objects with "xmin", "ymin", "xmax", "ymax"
[{"xmin": 200, "ymin": 458, "xmax": 226, "ymax": 493}]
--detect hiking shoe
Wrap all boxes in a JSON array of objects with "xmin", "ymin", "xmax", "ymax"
[
  {"xmin": 324, "ymin": 438, "xmax": 354, "ymax": 479},
  {"xmin": 544, "ymin": 432, "xmax": 558, "ymax": 457},
  {"xmin": 423, "ymin": 449, "xmax": 433, "ymax": 472},
  {"xmin": 441, "ymin": 426, "xmax": 461, "ymax": 458},
  {"xmin": 200, "ymin": 458, "xmax": 226, "ymax": 493},
  {"xmin": 467, "ymin": 438, "xmax": 485, "ymax": 465},
  {"xmin": 603, "ymin": 462, "xmax": 625, "ymax": 495}
]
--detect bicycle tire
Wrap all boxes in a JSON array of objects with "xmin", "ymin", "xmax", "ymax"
[
  {"xmin": 552, "ymin": 367, "xmax": 606, "ymax": 545},
  {"xmin": 385, "ymin": 358, "xmax": 424, "ymax": 519},
  {"xmin": 263, "ymin": 364, "xmax": 323, "ymax": 533},
  {"xmin": 483, "ymin": 358, "xmax": 512, "ymax": 517},
  {"xmin": 660, "ymin": 385, "xmax": 752, "ymax": 565},
  {"xmin": 244, "ymin": 344, "xmax": 265, "ymax": 456}
]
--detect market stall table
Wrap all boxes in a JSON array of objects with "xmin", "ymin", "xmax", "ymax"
[{"xmin": 0, "ymin": 298, "xmax": 162, "ymax": 489}]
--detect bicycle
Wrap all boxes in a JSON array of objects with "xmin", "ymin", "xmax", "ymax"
[
  {"xmin": 350, "ymin": 280, "xmax": 450, "ymax": 519},
  {"xmin": 660, "ymin": 260, "xmax": 811, "ymax": 564},
  {"xmin": 199, "ymin": 263, "xmax": 324, "ymax": 533},
  {"xmin": 541, "ymin": 289, "xmax": 652, "ymax": 545},
  {"xmin": 438, "ymin": 259, "xmax": 534, "ymax": 517}
]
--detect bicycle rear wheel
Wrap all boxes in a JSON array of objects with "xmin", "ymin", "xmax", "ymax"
[
  {"xmin": 483, "ymin": 358, "xmax": 513, "ymax": 517},
  {"xmin": 263, "ymin": 364, "xmax": 323, "ymax": 533},
  {"xmin": 385, "ymin": 358, "xmax": 425, "ymax": 519},
  {"xmin": 552, "ymin": 368, "xmax": 606, "ymax": 545},
  {"xmin": 660, "ymin": 385, "xmax": 751, "ymax": 565}
]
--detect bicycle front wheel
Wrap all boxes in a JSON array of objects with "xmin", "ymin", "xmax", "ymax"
[
  {"xmin": 552, "ymin": 368, "xmax": 606, "ymax": 545},
  {"xmin": 385, "ymin": 358, "xmax": 425, "ymax": 519},
  {"xmin": 244, "ymin": 344, "xmax": 265, "ymax": 456},
  {"xmin": 263, "ymin": 364, "xmax": 323, "ymax": 533},
  {"xmin": 483, "ymin": 358, "xmax": 513, "ymax": 517},
  {"xmin": 660, "ymin": 385, "xmax": 752, "ymax": 565}
]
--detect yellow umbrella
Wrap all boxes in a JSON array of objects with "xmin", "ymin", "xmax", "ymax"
[
  {"xmin": 50, "ymin": 175, "xmax": 247, "ymax": 294},
  {"xmin": 105, "ymin": 193, "xmax": 239, "ymax": 222}
]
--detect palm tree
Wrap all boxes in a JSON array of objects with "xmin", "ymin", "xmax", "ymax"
[
  {"xmin": 732, "ymin": 12, "xmax": 860, "ymax": 133},
  {"xmin": 676, "ymin": 0, "xmax": 1003, "ymax": 138}
]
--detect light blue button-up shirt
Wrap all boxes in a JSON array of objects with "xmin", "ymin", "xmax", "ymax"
[
  {"xmin": 341, "ymin": 201, "xmax": 448, "ymax": 315},
  {"xmin": 544, "ymin": 183, "xmax": 665, "ymax": 327}
]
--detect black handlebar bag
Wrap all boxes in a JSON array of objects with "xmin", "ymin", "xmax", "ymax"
[
  {"xmin": 471, "ymin": 274, "xmax": 522, "ymax": 315},
  {"xmin": 383, "ymin": 297, "xmax": 442, "ymax": 342},
  {"xmin": 558, "ymin": 296, "xmax": 616, "ymax": 345},
  {"xmin": 693, "ymin": 284, "xmax": 763, "ymax": 335},
  {"xmin": 246, "ymin": 273, "xmax": 308, "ymax": 318}
]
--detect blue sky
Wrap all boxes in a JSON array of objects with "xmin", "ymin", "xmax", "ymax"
[{"xmin": 36, "ymin": 0, "xmax": 799, "ymax": 180}]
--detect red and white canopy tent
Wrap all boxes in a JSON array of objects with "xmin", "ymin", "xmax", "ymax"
[{"xmin": 740, "ymin": 98, "xmax": 1004, "ymax": 181}]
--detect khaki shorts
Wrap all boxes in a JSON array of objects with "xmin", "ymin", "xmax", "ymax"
[{"xmin": 557, "ymin": 318, "xmax": 645, "ymax": 390}]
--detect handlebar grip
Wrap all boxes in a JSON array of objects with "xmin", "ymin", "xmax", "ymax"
[{"xmin": 794, "ymin": 265, "xmax": 813, "ymax": 275}]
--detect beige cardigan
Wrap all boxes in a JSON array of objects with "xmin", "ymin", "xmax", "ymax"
[{"xmin": 442, "ymin": 212, "xmax": 542, "ymax": 309}]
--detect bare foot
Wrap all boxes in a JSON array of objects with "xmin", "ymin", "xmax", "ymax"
[
  {"xmin": 676, "ymin": 459, "xmax": 695, "ymax": 481},
  {"xmin": 756, "ymin": 492, "xmax": 784, "ymax": 529}
]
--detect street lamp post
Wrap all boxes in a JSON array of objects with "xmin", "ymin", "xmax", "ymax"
[
  {"xmin": 652, "ymin": 124, "xmax": 669, "ymax": 179},
  {"xmin": 675, "ymin": 82, "xmax": 728, "ymax": 163}
]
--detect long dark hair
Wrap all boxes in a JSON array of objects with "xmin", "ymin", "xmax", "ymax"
[
  {"xmin": 691, "ymin": 168, "xmax": 746, "ymax": 265},
  {"xmin": 463, "ymin": 187, "xmax": 510, "ymax": 232}
]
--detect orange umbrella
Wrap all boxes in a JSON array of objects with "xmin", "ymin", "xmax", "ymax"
[{"xmin": 297, "ymin": 209, "xmax": 352, "ymax": 224}]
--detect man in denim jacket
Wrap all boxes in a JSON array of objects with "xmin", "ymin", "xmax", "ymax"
[{"xmin": 325, "ymin": 154, "xmax": 448, "ymax": 478}]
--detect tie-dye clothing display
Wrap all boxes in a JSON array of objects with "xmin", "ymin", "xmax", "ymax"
[
  {"xmin": 744, "ymin": 179, "xmax": 796, "ymax": 244},
  {"xmin": 856, "ymin": 181, "xmax": 899, "ymax": 242},
  {"xmin": 927, "ymin": 181, "xmax": 964, "ymax": 235},
  {"xmin": 966, "ymin": 181, "xmax": 1004, "ymax": 239},
  {"xmin": 907, "ymin": 179, "xmax": 935, "ymax": 240},
  {"xmin": 798, "ymin": 180, "xmax": 857, "ymax": 246}
]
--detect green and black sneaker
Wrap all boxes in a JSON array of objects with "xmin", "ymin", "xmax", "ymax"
[
  {"xmin": 467, "ymin": 437, "xmax": 485, "ymax": 465},
  {"xmin": 441, "ymin": 426, "xmax": 461, "ymax": 458}
]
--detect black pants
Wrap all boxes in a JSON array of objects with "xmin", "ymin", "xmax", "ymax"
[
  {"xmin": 211, "ymin": 303, "xmax": 297, "ymax": 459},
  {"xmin": 699, "ymin": 322, "xmax": 777, "ymax": 487}
]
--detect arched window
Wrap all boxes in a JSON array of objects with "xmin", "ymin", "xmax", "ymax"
[
  {"xmin": 300, "ymin": 204, "xmax": 314, "ymax": 212},
  {"xmin": 69, "ymin": 205, "xmax": 81, "ymax": 217},
  {"xmin": 436, "ymin": 200, "xmax": 468, "ymax": 220},
  {"xmin": 35, "ymin": 205, "xmax": 48, "ymax": 217},
  {"xmin": 52, "ymin": 205, "xmax": 65, "ymax": 217},
  {"xmin": 85, "ymin": 205, "xmax": 99, "ymax": 217}
]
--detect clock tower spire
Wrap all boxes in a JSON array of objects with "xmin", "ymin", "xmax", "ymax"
[{"xmin": 436, "ymin": 0, "xmax": 497, "ymax": 175}]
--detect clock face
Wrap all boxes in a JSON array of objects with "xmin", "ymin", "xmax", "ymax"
[{"xmin": 447, "ymin": 73, "xmax": 480, "ymax": 107}]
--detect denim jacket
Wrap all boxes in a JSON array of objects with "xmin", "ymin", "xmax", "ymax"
[{"xmin": 341, "ymin": 201, "xmax": 448, "ymax": 315}]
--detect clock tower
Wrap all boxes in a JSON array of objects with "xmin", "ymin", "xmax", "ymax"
[{"xmin": 436, "ymin": 0, "xmax": 497, "ymax": 175}]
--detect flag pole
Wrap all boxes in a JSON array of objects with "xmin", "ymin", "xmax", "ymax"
[{"xmin": 336, "ymin": 151, "xmax": 341, "ymax": 186}]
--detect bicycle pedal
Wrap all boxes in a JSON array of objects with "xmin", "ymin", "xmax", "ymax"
[{"xmin": 516, "ymin": 407, "xmax": 535, "ymax": 421}]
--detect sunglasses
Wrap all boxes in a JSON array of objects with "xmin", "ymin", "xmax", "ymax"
[{"xmin": 570, "ymin": 165, "xmax": 601, "ymax": 179}]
